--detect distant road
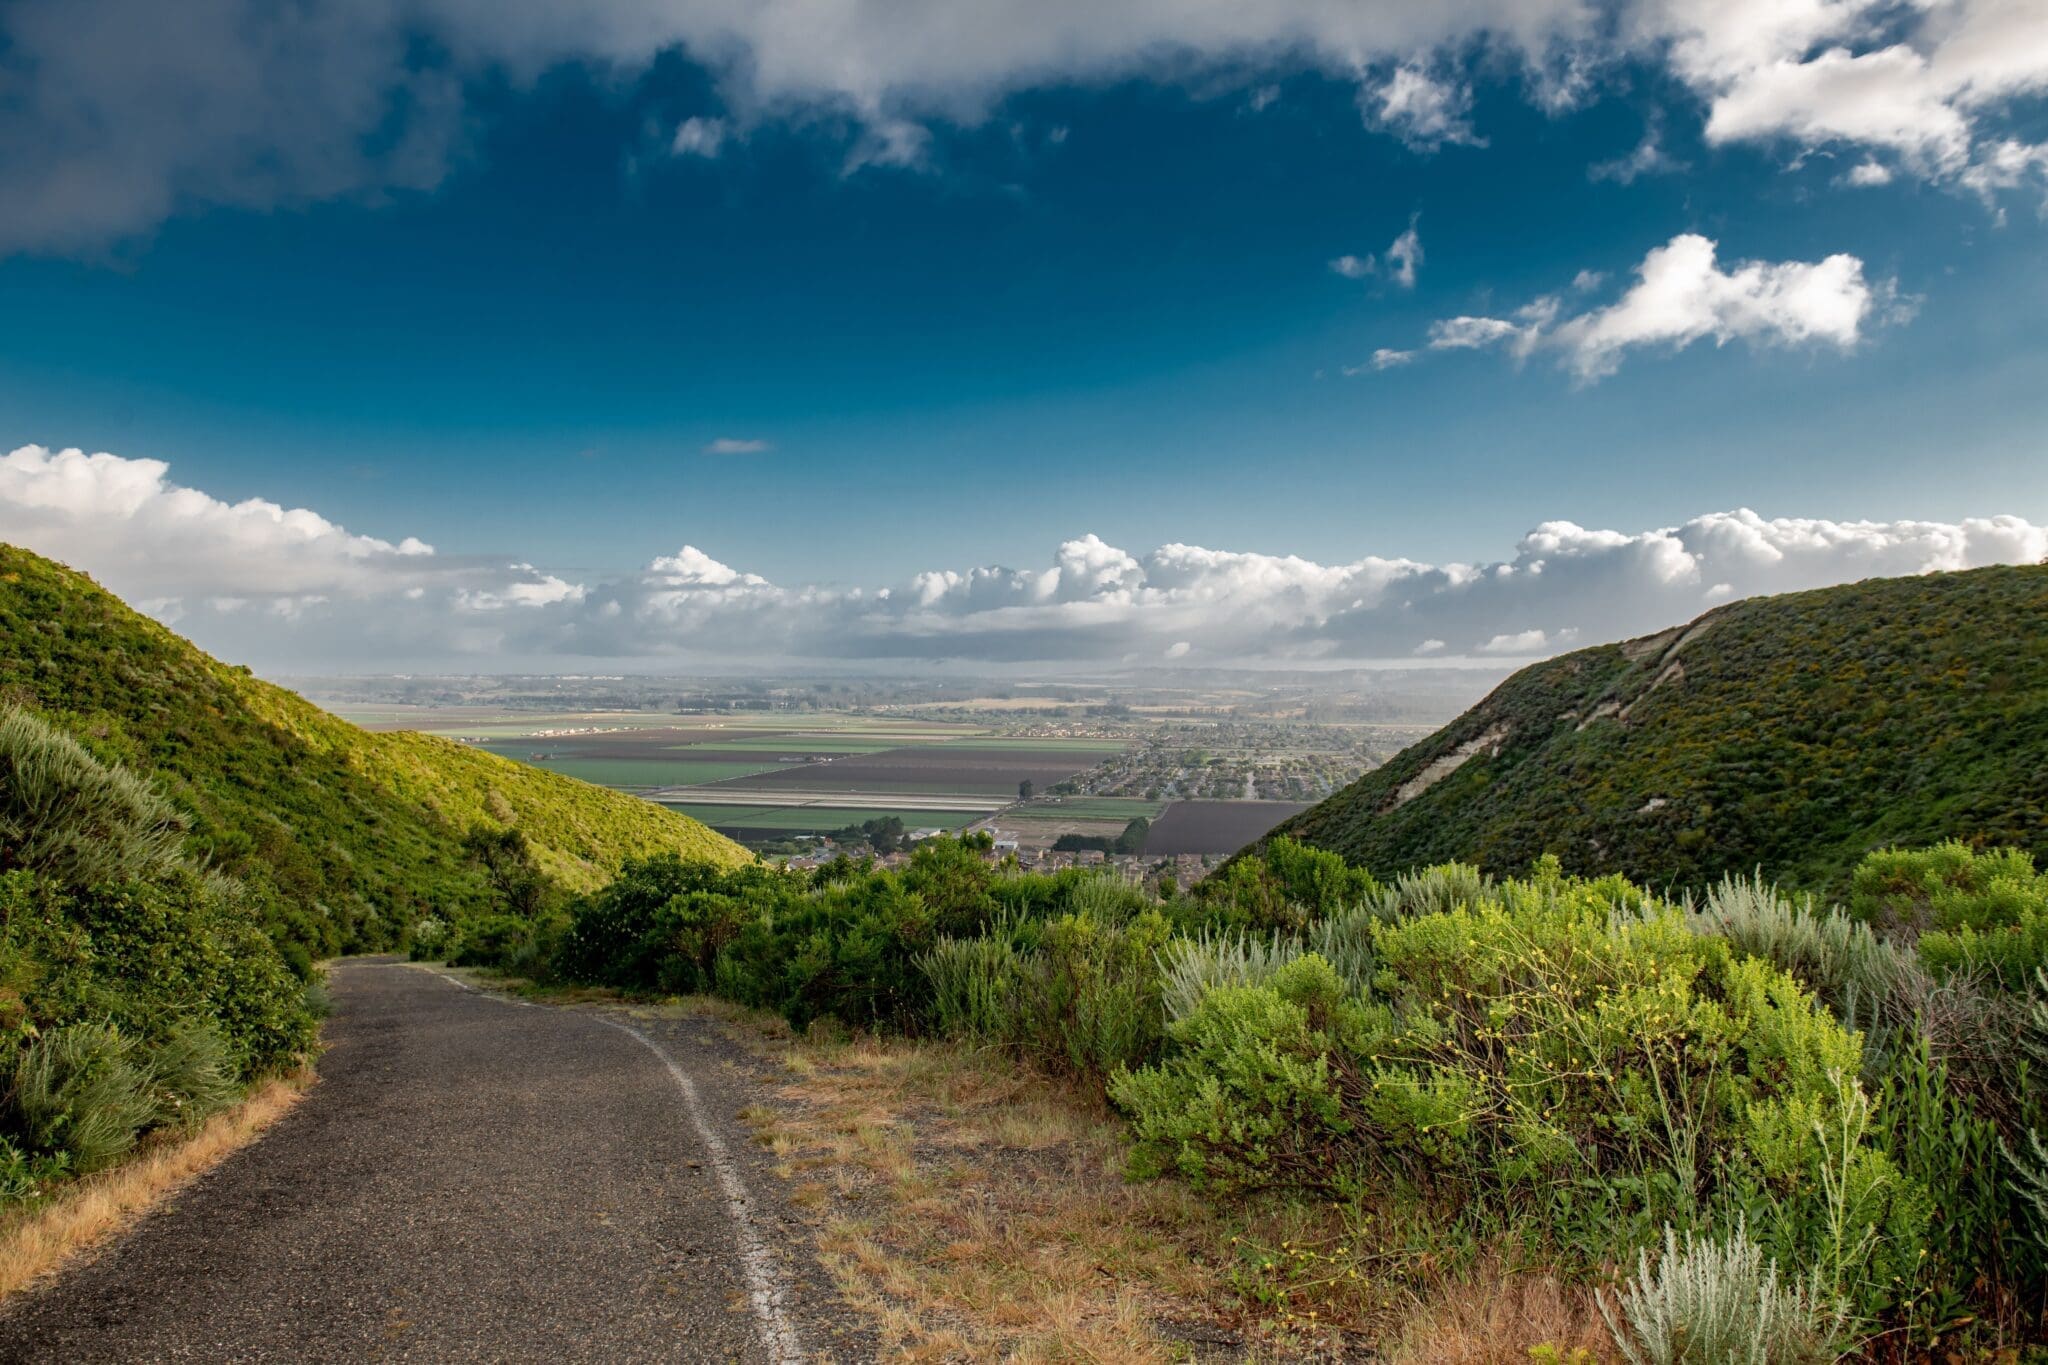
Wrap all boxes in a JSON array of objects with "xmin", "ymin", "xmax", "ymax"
[{"xmin": 0, "ymin": 961, "xmax": 858, "ymax": 1363}]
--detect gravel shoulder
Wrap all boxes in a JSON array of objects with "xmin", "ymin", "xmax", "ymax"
[{"xmin": 0, "ymin": 958, "xmax": 865, "ymax": 1364}]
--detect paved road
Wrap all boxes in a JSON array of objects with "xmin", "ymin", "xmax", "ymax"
[{"xmin": 0, "ymin": 960, "xmax": 853, "ymax": 1363}]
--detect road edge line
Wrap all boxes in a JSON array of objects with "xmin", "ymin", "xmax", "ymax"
[{"xmin": 406, "ymin": 964, "xmax": 805, "ymax": 1364}]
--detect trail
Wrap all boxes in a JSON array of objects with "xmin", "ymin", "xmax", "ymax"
[{"xmin": 0, "ymin": 960, "xmax": 857, "ymax": 1363}]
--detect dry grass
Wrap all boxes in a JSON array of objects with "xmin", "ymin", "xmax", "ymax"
[
  {"xmin": 1384, "ymin": 1261, "xmax": 1618, "ymax": 1364},
  {"xmin": 462, "ymin": 973, "xmax": 1629, "ymax": 1362},
  {"xmin": 0, "ymin": 1070, "xmax": 312, "ymax": 1300}
]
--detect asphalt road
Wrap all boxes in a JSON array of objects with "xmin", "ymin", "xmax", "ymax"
[{"xmin": 0, "ymin": 960, "xmax": 856, "ymax": 1363}]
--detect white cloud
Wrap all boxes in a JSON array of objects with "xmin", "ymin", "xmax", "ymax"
[
  {"xmin": 1384, "ymin": 218, "xmax": 1423, "ymax": 288},
  {"xmin": 1477, "ymin": 628, "xmax": 1557, "ymax": 655},
  {"xmin": 671, "ymin": 116, "xmax": 728, "ymax": 158},
  {"xmin": 1844, "ymin": 159, "xmax": 1893, "ymax": 186},
  {"xmin": 7, "ymin": 445, "xmax": 2045, "ymax": 674},
  {"xmin": 1588, "ymin": 123, "xmax": 1683, "ymax": 183},
  {"xmin": 1330, "ymin": 217, "xmax": 1421, "ymax": 289},
  {"xmin": 0, "ymin": 445, "xmax": 583, "ymax": 664},
  {"xmin": 1370, "ymin": 348, "xmax": 1416, "ymax": 370},
  {"xmin": 6, "ymin": 0, "xmax": 2048, "ymax": 253},
  {"xmin": 1429, "ymin": 315, "xmax": 1530, "ymax": 351},
  {"xmin": 1369, "ymin": 67, "xmax": 1485, "ymax": 151},
  {"xmin": 1571, "ymin": 269, "xmax": 1607, "ymax": 291},
  {"xmin": 1418, "ymin": 233, "xmax": 1893, "ymax": 382},
  {"xmin": 703, "ymin": 436, "xmax": 773, "ymax": 455}
]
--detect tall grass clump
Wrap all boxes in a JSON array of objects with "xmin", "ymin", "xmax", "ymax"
[
  {"xmin": 1600, "ymin": 1223, "xmax": 1838, "ymax": 1365},
  {"xmin": 0, "ymin": 707, "xmax": 185, "ymax": 887},
  {"xmin": 7, "ymin": 1024, "xmax": 160, "ymax": 1175}
]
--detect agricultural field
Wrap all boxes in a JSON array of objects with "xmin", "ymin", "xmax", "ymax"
[
  {"xmin": 326, "ymin": 704, "xmax": 1134, "ymax": 848},
  {"xmin": 317, "ymin": 693, "xmax": 1413, "ymax": 857},
  {"xmin": 1142, "ymin": 800, "xmax": 1313, "ymax": 855}
]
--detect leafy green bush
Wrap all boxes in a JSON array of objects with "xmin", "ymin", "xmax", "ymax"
[
  {"xmin": 1850, "ymin": 842, "xmax": 2048, "ymax": 988},
  {"xmin": 1115, "ymin": 869, "xmax": 1925, "ymax": 1288},
  {"xmin": 1194, "ymin": 837, "xmax": 1380, "ymax": 932}
]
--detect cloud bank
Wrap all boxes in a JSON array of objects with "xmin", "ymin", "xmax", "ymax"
[
  {"xmin": 5, "ymin": 0, "xmax": 2046, "ymax": 253},
  {"xmin": 1407, "ymin": 232, "xmax": 1898, "ymax": 382},
  {"xmin": 3, "ymin": 444, "xmax": 2042, "ymax": 673}
]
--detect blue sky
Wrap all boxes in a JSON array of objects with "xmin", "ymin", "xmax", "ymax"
[{"xmin": 1, "ymin": 1, "xmax": 2045, "ymax": 670}]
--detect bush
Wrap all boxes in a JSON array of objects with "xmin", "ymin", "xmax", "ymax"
[
  {"xmin": 8, "ymin": 1022, "xmax": 160, "ymax": 1174},
  {"xmin": 1600, "ymin": 1223, "xmax": 1838, "ymax": 1365},
  {"xmin": 1116, "ymin": 869, "xmax": 1925, "ymax": 1284},
  {"xmin": 1196, "ymin": 838, "xmax": 1381, "ymax": 932},
  {"xmin": 1850, "ymin": 842, "xmax": 2048, "ymax": 989},
  {"xmin": 0, "ymin": 707, "xmax": 185, "ymax": 888}
]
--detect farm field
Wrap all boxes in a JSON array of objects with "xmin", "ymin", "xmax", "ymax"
[
  {"xmin": 1143, "ymin": 800, "xmax": 1312, "ymax": 855},
  {"xmin": 1004, "ymin": 798, "xmax": 1166, "ymax": 823},
  {"xmin": 325, "ymin": 703, "xmax": 1134, "ymax": 847},
  {"xmin": 709, "ymin": 744, "xmax": 1123, "ymax": 798},
  {"xmin": 661, "ymin": 804, "xmax": 982, "ymax": 834}
]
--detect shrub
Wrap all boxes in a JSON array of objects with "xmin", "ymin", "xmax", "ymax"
[
  {"xmin": 1113, "ymin": 954, "xmax": 1377, "ymax": 1195},
  {"xmin": 8, "ymin": 1022, "xmax": 160, "ymax": 1174},
  {"xmin": 144, "ymin": 1017, "xmax": 238, "ymax": 1129},
  {"xmin": 1850, "ymin": 843, "xmax": 2048, "ymax": 989},
  {"xmin": 0, "ymin": 707, "xmax": 185, "ymax": 887},
  {"xmin": 1197, "ymin": 838, "xmax": 1381, "ymax": 932},
  {"xmin": 1117, "ymin": 869, "xmax": 1924, "ymax": 1284},
  {"xmin": 1600, "ymin": 1223, "xmax": 1838, "ymax": 1365}
]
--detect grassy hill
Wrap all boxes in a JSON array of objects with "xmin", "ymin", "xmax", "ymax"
[
  {"xmin": 1272, "ymin": 563, "xmax": 2048, "ymax": 892},
  {"xmin": 0, "ymin": 544, "xmax": 748, "ymax": 952}
]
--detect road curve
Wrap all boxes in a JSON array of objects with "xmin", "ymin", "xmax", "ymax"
[{"xmin": 0, "ymin": 959, "xmax": 852, "ymax": 1363}]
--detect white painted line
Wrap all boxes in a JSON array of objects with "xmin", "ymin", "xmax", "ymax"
[
  {"xmin": 595, "ymin": 1016, "xmax": 806, "ymax": 1365},
  {"xmin": 402, "ymin": 964, "xmax": 804, "ymax": 1364}
]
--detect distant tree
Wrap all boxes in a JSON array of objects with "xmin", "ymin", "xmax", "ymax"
[
  {"xmin": 462, "ymin": 825, "xmax": 548, "ymax": 918},
  {"xmin": 1018, "ymin": 779, "xmax": 1035, "ymax": 802}
]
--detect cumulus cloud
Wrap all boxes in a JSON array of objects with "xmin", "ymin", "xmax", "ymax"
[
  {"xmin": 1329, "ymin": 254, "xmax": 1374, "ymax": 280},
  {"xmin": 1415, "ymin": 233, "xmax": 1895, "ymax": 382},
  {"xmin": 703, "ymin": 436, "xmax": 773, "ymax": 455},
  {"xmin": 0, "ymin": 444, "xmax": 589, "ymax": 664},
  {"xmin": 5, "ymin": 445, "xmax": 2044, "ymax": 674}
]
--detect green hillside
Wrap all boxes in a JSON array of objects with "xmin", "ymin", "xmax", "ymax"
[
  {"xmin": 0, "ymin": 544, "xmax": 748, "ymax": 953},
  {"xmin": 1274, "ymin": 563, "xmax": 2048, "ymax": 892}
]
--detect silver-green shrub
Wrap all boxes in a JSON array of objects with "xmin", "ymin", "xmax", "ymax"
[
  {"xmin": 0, "ymin": 707, "xmax": 186, "ymax": 887},
  {"xmin": 1601, "ymin": 1223, "xmax": 1839, "ymax": 1365}
]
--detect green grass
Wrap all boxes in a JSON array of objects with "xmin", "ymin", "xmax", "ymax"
[
  {"xmin": 0, "ymin": 545, "xmax": 748, "ymax": 950},
  {"xmin": 1275, "ymin": 563, "xmax": 2048, "ymax": 895}
]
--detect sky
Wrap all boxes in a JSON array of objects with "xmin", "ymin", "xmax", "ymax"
[{"xmin": 0, "ymin": 0, "xmax": 2045, "ymax": 673}]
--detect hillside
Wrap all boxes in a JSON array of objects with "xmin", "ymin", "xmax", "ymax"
[
  {"xmin": 1272, "ymin": 563, "xmax": 2048, "ymax": 892},
  {"xmin": 0, "ymin": 544, "xmax": 748, "ymax": 951}
]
